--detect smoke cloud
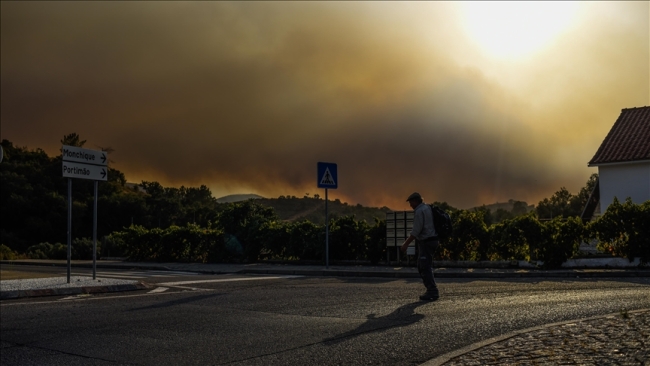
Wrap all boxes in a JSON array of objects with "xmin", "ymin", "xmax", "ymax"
[{"xmin": 1, "ymin": 2, "xmax": 648, "ymax": 209}]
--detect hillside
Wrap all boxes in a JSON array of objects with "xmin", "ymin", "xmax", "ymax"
[
  {"xmin": 256, "ymin": 196, "xmax": 391, "ymax": 224},
  {"xmin": 215, "ymin": 194, "xmax": 264, "ymax": 203},
  {"xmin": 472, "ymin": 199, "xmax": 535, "ymax": 213}
]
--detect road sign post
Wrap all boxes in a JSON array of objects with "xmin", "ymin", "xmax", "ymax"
[
  {"xmin": 62, "ymin": 145, "xmax": 108, "ymax": 282},
  {"xmin": 317, "ymin": 162, "xmax": 338, "ymax": 269},
  {"xmin": 67, "ymin": 178, "xmax": 72, "ymax": 283}
]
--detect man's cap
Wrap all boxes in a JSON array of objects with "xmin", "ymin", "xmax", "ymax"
[{"xmin": 406, "ymin": 192, "xmax": 422, "ymax": 201}]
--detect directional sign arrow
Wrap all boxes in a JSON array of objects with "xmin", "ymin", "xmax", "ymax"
[
  {"xmin": 62, "ymin": 161, "xmax": 108, "ymax": 181},
  {"xmin": 61, "ymin": 145, "xmax": 108, "ymax": 167}
]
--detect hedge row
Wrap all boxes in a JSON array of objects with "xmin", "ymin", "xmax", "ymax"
[
  {"xmin": 102, "ymin": 216, "xmax": 386, "ymax": 264},
  {"xmin": 439, "ymin": 197, "xmax": 649, "ymax": 267},
  {"xmin": 9, "ymin": 198, "xmax": 648, "ymax": 268},
  {"xmin": 22, "ymin": 238, "xmax": 100, "ymax": 260}
]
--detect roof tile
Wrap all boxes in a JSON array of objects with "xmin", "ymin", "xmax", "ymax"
[{"xmin": 589, "ymin": 106, "xmax": 650, "ymax": 165}]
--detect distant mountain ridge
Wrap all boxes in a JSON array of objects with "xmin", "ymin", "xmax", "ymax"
[
  {"xmin": 257, "ymin": 196, "xmax": 391, "ymax": 224},
  {"xmin": 470, "ymin": 199, "xmax": 535, "ymax": 213},
  {"xmin": 217, "ymin": 195, "xmax": 390, "ymax": 224},
  {"xmin": 215, "ymin": 194, "xmax": 264, "ymax": 203},
  {"xmin": 216, "ymin": 193, "xmax": 533, "ymax": 223}
]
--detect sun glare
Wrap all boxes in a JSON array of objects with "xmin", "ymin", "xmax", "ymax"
[{"xmin": 460, "ymin": 1, "xmax": 579, "ymax": 60}]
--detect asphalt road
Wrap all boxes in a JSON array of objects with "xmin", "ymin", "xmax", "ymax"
[
  {"xmin": 0, "ymin": 264, "xmax": 204, "ymax": 283},
  {"xmin": 2, "ymin": 273, "xmax": 649, "ymax": 365}
]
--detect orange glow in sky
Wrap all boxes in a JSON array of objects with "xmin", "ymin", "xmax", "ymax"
[{"xmin": 1, "ymin": 1, "xmax": 648, "ymax": 209}]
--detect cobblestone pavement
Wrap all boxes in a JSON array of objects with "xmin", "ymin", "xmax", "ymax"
[{"xmin": 441, "ymin": 310, "xmax": 649, "ymax": 366}]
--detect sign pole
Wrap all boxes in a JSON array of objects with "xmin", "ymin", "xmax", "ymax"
[
  {"xmin": 93, "ymin": 180, "xmax": 98, "ymax": 280},
  {"xmin": 67, "ymin": 178, "xmax": 72, "ymax": 284},
  {"xmin": 61, "ymin": 145, "xmax": 108, "ymax": 283},
  {"xmin": 317, "ymin": 162, "xmax": 336, "ymax": 269},
  {"xmin": 325, "ymin": 188, "xmax": 329, "ymax": 269}
]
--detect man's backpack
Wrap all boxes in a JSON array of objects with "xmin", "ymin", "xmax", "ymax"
[{"xmin": 429, "ymin": 205, "xmax": 453, "ymax": 240}]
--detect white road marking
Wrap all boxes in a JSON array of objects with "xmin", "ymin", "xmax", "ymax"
[
  {"xmin": 158, "ymin": 275, "xmax": 303, "ymax": 287},
  {"xmin": 69, "ymin": 270, "xmax": 199, "ymax": 280},
  {"xmin": 147, "ymin": 287, "xmax": 169, "ymax": 294},
  {"xmin": 93, "ymin": 274, "xmax": 144, "ymax": 279},
  {"xmin": 3, "ymin": 288, "xmax": 215, "ymax": 307},
  {"xmin": 59, "ymin": 294, "xmax": 91, "ymax": 301},
  {"xmin": 163, "ymin": 285, "xmax": 206, "ymax": 291},
  {"xmin": 152, "ymin": 271, "xmax": 199, "ymax": 275}
]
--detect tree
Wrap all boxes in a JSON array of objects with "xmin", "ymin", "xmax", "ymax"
[
  {"xmin": 569, "ymin": 173, "xmax": 598, "ymax": 217},
  {"xmin": 140, "ymin": 181, "xmax": 183, "ymax": 228},
  {"xmin": 60, "ymin": 133, "xmax": 86, "ymax": 147},
  {"xmin": 216, "ymin": 200, "xmax": 278, "ymax": 262},
  {"xmin": 442, "ymin": 210, "xmax": 488, "ymax": 261},
  {"xmin": 590, "ymin": 198, "xmax": 650, "ymax": 263},
  {"xmin": 536, "ymin": 174, "xmax": 599, "ymax": 219},
  {"xmin": 512, "ymin": 201, "xmax": 529, "ymax": 216}
]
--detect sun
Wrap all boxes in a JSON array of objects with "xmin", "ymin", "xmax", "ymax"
[{"xmin": 459, "ymin": 1, "xmax": 579, "ymax": 60}]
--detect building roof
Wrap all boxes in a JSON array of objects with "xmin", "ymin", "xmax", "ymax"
[{"xmin": 588, "ymin": 106, "xmax": 650, "ymax": 166}]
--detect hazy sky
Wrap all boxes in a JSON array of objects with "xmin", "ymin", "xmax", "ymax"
[{"xmin": 1, "ymin": 1, "xmax": 648, "ymax": 210}]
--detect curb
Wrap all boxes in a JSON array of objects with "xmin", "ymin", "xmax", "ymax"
[
  {"xmin": 421, "ymin": 308, "xmax": 650, "ymax": 366},
  {"xmin": 236, "ymin": 268, "xmax": 650, "ymax": 279},
  {"xmin": 2, "ymin": 260, "xmax": 649, "ymax": 279},
  {"xmin": 0, "ymin": 282, "xmax": 150, "ymax": 300},
  {"xmin": 0, "ymin": 260, "xmax": 172, "ymax": 272}
]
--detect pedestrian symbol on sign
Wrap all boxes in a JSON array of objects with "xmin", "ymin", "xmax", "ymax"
[{"xmin": 320, "ymin": 168, "xmax": 335, "ymax": 185}]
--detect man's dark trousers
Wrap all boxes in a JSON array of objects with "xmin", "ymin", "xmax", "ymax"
[{"xmin": 417, "ymin": 238, "xmax": 439, "ymax": 296}]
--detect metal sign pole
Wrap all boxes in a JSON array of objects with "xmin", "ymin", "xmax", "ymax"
[
  {"xmin": 317, "ymin": 162, "xmax": 336, "ymax": 269},
  {"xmin": 325, "ymin": 188, "xmax": 329, "ymax": 269},
  {"xmin": 61, "ymin": 145, "xmax": 108, "ymax": 283},
  {"xmin": 93, "ymin": 180, "xmax": 98, "ymax": 280},
  {"xmin": 67, "ymin": 178, "xmax": 72, "ymax": 284}
]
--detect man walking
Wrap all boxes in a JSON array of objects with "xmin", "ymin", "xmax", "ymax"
[{"xmin": 400, "ymin": 192, "xmax": 440, "ymax": 301}]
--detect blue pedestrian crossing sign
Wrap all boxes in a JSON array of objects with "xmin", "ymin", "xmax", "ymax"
[{"xmin": 317, "ymin": 162, "xmax": 338, "ymax": 189}]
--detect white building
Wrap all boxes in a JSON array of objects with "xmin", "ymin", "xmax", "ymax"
[{"xmin": 587, "ymin": 106, "xmax": 650, "ymax": 214}]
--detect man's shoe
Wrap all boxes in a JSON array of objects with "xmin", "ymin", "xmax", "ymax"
[{"xmin": 419, "ymin": 293, "xmax": 439, "ymax": 301}]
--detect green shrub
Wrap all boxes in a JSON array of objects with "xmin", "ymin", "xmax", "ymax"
[
  {"xmin": 216, "ymin": 201, "xmax": 277, "ymax": 262},
  {"xmin": 72, "ymin": 237, "xmax": 100, "ymax": 260},
  {"xmin": 0, "ymin": 244, "xmax": 17, "ymax": 260},
  {"xmin": 26, "ymin": 242, "xmax": 54, "ymax": 259},
  {"xmin": 286, "ymin": 220, "xmax": 324, "ymax": 261},
  {"xmin": 258, "ymin": 221, "xmax": 291, "ymax": 260},
  {"xmin": 101, "ymin": 234, "xmax": 128, "ymax": 258},
  {"xmin": 50, "ymin": 243, "xmax": 68, "ymax": 260},
  {"xmin": 537, "ymin": 217, "xmax": 585, "ymax": 269},
  {"xmin": 441, "ymin": 210, "xmax": 488, "ymax": 260},
  {"xmin": 366, "ymin": 219, "xmax": 386, "ymax": 265},
  {"xmin": 491, "ymin": 219, "xmax": 529, "ymax": 261},
  {"xmin": 489, "ymin": 214, "xmax": 545, "ymax": 262},
  {"xmin": 108, "ymin": 224, "xmax": 227, "ymax": 263},
  {"xmin": 590, "ymin": 198, "xmax": 650, "ymax": 263},
  {"xmin": 329, "ymin": 216, "xmax": 369, "ymax": 261}
]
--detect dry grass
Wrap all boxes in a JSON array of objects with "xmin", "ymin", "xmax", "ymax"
[{"xmin": 0, "ymin": 270, "xmax": 61, "ymax": 281}]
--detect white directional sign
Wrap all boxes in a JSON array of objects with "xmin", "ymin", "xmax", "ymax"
[
  {"xmin": 62, "ymin": 161, "xmax": 108, "ymax": 181},
  {"xmin": 62, "ymin": 145, "xmax": 108, "ymax": 181},
  {"xmin": 62, "ymin": 145, "xmax": 107, "ymax": 166}
]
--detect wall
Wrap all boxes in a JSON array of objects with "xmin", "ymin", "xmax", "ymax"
[{"xmin": 598, "ymin": 161, "xmax": 650, "ymax": 211}]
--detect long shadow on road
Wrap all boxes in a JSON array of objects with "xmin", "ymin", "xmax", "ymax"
[
  {"xmin": 128, "ymin": 293, "xmax": 224, "ymax": 311},
  {"xmin": 323, "ymin": 300, "xmax": 428, "ymax": 345}
]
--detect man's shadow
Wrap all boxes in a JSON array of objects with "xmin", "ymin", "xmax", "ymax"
[{"xmin": 323, "ymin": 301, "xmax": 427, "ymax": 346}]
